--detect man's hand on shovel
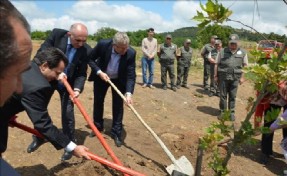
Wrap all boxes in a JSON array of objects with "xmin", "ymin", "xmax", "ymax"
[
  {"xmin": 98, "ymin": 72, "xmax": 110, "ymax": 82},
  {"xmin": 57, "ymin": 72, "xmax": 81, "ymax": 101},
  {"xmin": 125, "ymin": 93, "xmax": 133, "ymax": 105},
  {"xmin": 73, "ymin": 145, "xmax": 91, "ymax": 160},
  {"xmin": 57, "ymin": 72, "xmax": 67, "ymax": 81}
]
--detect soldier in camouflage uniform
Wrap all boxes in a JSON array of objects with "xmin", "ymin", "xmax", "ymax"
[
  {"xmin": 176, "ymin": 39, "xmax": 192, "ymax": 89},
  {"xmin": 201, "ymin": 35, "xmax": 217, "ymax": 90},
  {"xmin": 214, "ymin": 34, "xmax": 248, "ymax": 121},
  {"xmin": 207, "ymin": 39, "xmax": 222, "ymax": 96},
  {"xmin": 157, "ymin": 34, "xmax": 177, "ymax": 91}
]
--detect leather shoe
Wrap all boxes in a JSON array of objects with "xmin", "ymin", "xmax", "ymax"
[
  {"xmin": 89, "ymin": 126, "xmax": 104, "ymax": 137},
  {"xmin": 111, "ymin": 135, "xmax": 122, "ymax": 147},
  {"xmin": 259, "ymin": 154, "xmax": 270, "ymax": 165},
  {"xmin": 27, "ymin": 135, "xmax": 46, "ymax": 153},
  {"xmin": 61, "ymin": 151, "xmax": 73, "ymax": 161}
]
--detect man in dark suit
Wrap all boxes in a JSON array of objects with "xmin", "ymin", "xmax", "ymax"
[
  {"xmin": 0, "ymin": 48, "xmax": 91, "ymax": 161},
  {"xmin": 88, "ymin": 32, "xmax": 136, "ymax": 147},
  {"xmin": 28, "ymin": 23, "xmax": 91, "ymax": 160}
]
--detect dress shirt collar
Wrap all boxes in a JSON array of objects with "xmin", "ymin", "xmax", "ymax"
[
  {"xmin": 112, "ymin": 47, "xmax": 119, "ymax": 55},
  {"xmin": 67, "ymin": 37, "xmax": 71, "ymax": 45}
]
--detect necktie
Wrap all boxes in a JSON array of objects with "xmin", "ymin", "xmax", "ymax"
[
  {"xmin": 58, "ymin": 44, "xmax": 75, "ymax": 90},
  {"xmin": 64, "ymin": 44, "xmax": 75, "ymax": 74}
]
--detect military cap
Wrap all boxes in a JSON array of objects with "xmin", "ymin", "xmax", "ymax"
[
  {"xmin": 166, "ymin": 34, "xmax": 172, "ymax": 39},
  {"xmin": 229, "ymin": 34, "xmax": 239, "ymax": 44}
]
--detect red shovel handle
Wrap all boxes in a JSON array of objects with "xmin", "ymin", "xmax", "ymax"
[
  {"xmin": 60, "ymin": 77, "xmax": 129, "ymax": 176},
  {"xmin": 8, "ymin": 119, "xmax": 145, "ymax": 176},
  {"xmin": 87, "ymin": 152, "xmax": 145, "ymax": 176},
  {"xmin": 9, "ymin": 118, "xmax": 44, "ymax": 138}
]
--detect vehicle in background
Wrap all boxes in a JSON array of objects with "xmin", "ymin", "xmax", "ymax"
[{"xmin": 257, "ymin": 40, "xmax": 283, "ymax": 59}]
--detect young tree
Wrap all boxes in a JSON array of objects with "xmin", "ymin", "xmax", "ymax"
[{"xmin": 193, "ymin": 0, "xmax": 287, "ymax": 175}]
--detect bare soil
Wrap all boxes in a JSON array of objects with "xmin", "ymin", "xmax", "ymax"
[{"xmin": 2, "ymin": 43, "xmax": 286, "ymax": 176}]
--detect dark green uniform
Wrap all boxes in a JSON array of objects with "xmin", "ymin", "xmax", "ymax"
[
  {"xmin": 217, "ymin": 47, "xmax": 246, "ymax": 115},
  {"xmin": 201, "ymin": 44, "xmax": 215, "ymax": 89},
  {"xmin": 176, "ymin": 46, "xmax": 192, "ymax": 87},
  {"xmin": 159, "ymin": 43, "xmax": 177, "ymax": 89},
  {"xmin": 210, "ymin": 48, "xmax": 219, "ymax": 94}
]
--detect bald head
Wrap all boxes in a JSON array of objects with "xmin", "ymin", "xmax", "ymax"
[
  {"xmin": 70, "ymin": 23, "xmax": 88, "ymax": 35},
  {"xmin": 68, "ymin": 23, "xmax": 88, "ymax": 48}
]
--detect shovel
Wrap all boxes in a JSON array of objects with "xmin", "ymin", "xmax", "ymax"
[
  {"xmin": 8, "ymin": 117, "xmax": 145, "ymax": 176},
  {"xmin": 107, "ymin": 80, "xmax": 194, "ymax": 176}
]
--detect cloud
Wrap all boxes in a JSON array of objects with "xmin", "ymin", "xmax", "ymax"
[
  {"xmin": 67, "ymin": 1, "xmax": 166, "ymax": 32},
  {"xmin": 222, "ymin": 1, "xmax": 287, "ymax": 35},
  {"xmin": 12, "ymin": 1, "xmax": 54, "ymax": 19},
  {"xmin": 11, "ymin": 0, "xmax": 287, "ymax": 35}
]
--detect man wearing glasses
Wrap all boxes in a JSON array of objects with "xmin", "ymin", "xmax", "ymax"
[
  {"xmin": 26, "ymin": 23, "xmax": 91, "ymax": 161},
  {"xmin": 88, "ymin": 32, "xmax": 136, "ymax": 148}
]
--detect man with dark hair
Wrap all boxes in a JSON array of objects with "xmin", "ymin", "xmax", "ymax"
[
  {"xmin": 28, "ymin": 23, "xmax": 91, "ymax": 160},
  {"xmin": 0, "ymin": 48, "xmax": 91, "ymax": 161},
  {"xmin": 141, "ymin": 27, "xmax": 157, "ymax": 89},
  {"xmin": 0, "ymin": 1, "xmax": 32, "ymax": 174},
  {"xmin": 0, "ymin": 0, "xmax": 32, "ymax": 106}
]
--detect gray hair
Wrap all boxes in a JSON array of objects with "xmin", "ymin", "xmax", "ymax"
[
  {"xmin": 112, "ymin": 32, "xmax": 130, "ymax": 45},
  {"xmin": 0, "ymin": 0, "xmax": 30, "ymax": 77}
]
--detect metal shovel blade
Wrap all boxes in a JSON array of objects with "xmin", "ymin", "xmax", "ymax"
[{"xmin": 166, "ymin": 156, "xmax": 195, "ymax": 176}]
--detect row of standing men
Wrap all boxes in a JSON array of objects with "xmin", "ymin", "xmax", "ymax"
[{"xmin": 142, "ymin": 28, "xmax": 249, "ymax": 121}]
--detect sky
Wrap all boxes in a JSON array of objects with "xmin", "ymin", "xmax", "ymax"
[{"xmin": 11, "ymin": 0, "xmax": 287, "ymax": 35}]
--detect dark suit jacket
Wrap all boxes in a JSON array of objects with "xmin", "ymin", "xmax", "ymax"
[
  {"xmin": 37, "ymin": 28, "xmax": 91, "ymax": 91},
  {"xmin": 0, "ymin": 62, "xmax": 71, "ymax": 153},
  {"xmin": 88, "ymin": 39, "xmax": 136, "ymax": 94}
]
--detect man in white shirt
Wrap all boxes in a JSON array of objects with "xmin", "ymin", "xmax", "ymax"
[{"xmin": 141, "ymin": 28, "xmax": 157, "ymax": 89}]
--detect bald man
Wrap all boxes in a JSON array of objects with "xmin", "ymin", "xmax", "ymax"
[{"xmin": 27, "ymin": 23, "xmax": 91, "ymax": 161}]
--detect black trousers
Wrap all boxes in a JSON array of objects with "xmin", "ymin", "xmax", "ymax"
[
  {"xmin": 93, "ymin": 79, "xmax": 125, "ymax": 138},
  {"xmin": 203, "ymin": 60, "xmax": 211, "ymax": 88},
  {"xmin": 58, "ymin": 89, "xmax": 75, "ymax": 141},
  {"xmin": 261, "ymin": 104, "xmax": 287, "ymax": 155}
]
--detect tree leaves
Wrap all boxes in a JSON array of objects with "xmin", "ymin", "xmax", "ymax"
[{"xmin": 192, "ymin": 0, "xmax": 233, "ymax": 28}]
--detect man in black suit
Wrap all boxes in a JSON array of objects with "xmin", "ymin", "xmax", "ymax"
[
  {"xmin": 28, "ymin": 23, "xmax": 91, "ymax": 160},
  {"xmin": 88, "ymin": 32, "xmax": 136, "ymax": 147},
  {"xmin": 0, "ymin": 48, "xmax": 91, "ymax": 161}
]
